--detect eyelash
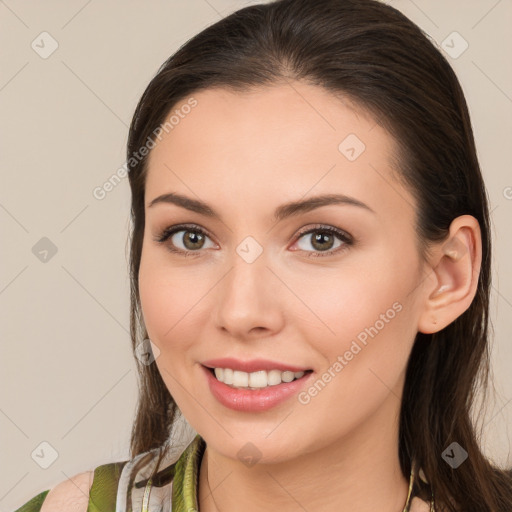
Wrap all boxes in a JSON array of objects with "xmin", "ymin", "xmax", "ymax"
[{"xmin": 153, "ymin": 223, "xmax": 354, "ymax": 259}]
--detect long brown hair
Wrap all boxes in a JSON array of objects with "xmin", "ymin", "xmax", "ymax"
[{"xmin": 125, "ymin": 0, "xmax": 512, "ymax": 509}]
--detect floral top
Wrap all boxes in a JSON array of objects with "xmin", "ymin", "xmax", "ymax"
[{"xmin": 14, "ymin": 433, "xmax": 434, "ymax": 511}]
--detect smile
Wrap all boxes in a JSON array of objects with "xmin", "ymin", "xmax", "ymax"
[{"xmin": 201, "ymin": 364, "xmax": 315, "ymax": 412}]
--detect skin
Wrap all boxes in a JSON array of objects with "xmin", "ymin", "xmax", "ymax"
[{"xmin": 138, "ymin": 81, "xmax": 481, "ymax": 512}]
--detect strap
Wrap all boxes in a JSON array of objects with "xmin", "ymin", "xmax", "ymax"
[
  {"xmin": 172, "ymin": 435, "xmax": 206, "ymax": 512},
  {"xmin": 87, "ymin": 461, "xmax": 129, "ymax": 512}
]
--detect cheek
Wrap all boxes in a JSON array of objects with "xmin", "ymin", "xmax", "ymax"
[
  {"xmin": 138, "ymin": 262, "xmax": 168, "ymax": 341},
  {"xmin": 138, "ymin": 247, "xmax": 189, "ymax": 345},
  {"xmin": 297, "ymin": 281, "xmax": 413, "ymax": 443},
  {"xmin": 138, "ymin": 257, "xmax": 197, "ymax": 398},
  {"xmin": 298, "ymin": 248, "xmax": 417, "ymax": 383},
  {"xmin": 138, "ymin": 247, "xmax": 213, "ymax": 364},
  {"xmin": 289, "ymin": 255, "xmax": 404, "ymax": 342},
  {"xmin": 139, "ymin": 240, "xmax": 197, "ymax": 328}
]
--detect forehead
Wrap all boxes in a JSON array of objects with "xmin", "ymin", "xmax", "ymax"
[
  {"xmin": 148, "ymin": 82, "xmax": 385, "ymax": 161},
  {"xmin": 144, "ymin": 82, "xmax": 415, "ymax": 223}
]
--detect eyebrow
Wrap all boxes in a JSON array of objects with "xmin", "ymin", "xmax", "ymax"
[{"xmin": 147, "ymin": 192, "xmax": 375, "ymax": 222}]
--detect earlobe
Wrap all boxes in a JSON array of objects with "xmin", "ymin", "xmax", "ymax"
[{"xmin": 417, "ymin": 215, "xmax": 482, "ymax": 334}]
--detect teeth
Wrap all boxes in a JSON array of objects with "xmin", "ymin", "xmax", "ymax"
[
  {"xmin": 213, "ymin": 368, "xmax": 306, "ymax": 389},
  {"xmin": 223, "ymin": 368, "xmax": 234, "ymax": 385}
]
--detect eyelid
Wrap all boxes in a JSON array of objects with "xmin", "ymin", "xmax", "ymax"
[{"xmin": 294, "ymin": 223, "xmax": 352, "ymax": 241}]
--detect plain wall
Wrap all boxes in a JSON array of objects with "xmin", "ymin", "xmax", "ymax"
[{"xmin": 1, "ymin": 1, "xmax": 511, "ymax": 510}]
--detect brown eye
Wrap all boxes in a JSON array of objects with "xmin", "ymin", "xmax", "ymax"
[
  {"xmin": 177, "ymin": 230, "xmax": 206, "ymax": 250},
  {"xmin": 309, "ymin": 231, "xmax": 336, "ymax": 251},
  {"xmin": 293, "ymin": 225, "xmax": 353, "ymax": 258},
  {"xmin": 154, "ymin": 224, "xmax": 216, "ymax": 255}
]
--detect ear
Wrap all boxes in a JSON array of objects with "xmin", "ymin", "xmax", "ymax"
[{"xmin": 417, "ymin": 215, "xmax": 482, "ymax": 334}]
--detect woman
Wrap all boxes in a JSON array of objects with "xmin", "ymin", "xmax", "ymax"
[{"xmin": 15, "ymin": 0, "xmax": 512, "ymax": 510}]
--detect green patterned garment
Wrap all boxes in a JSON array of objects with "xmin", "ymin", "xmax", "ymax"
[
  {"xmin": 13, "ymin": 434, "xmax": 433, "ymax": 511},
  {"xmin": 14, "ymin": 434, "xmax": 206, "ymax": 512}
]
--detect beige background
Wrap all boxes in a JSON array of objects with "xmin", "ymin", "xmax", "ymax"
[{"xmin": 1, "ymin": 0, "xmax": 511, "ymax": 509}]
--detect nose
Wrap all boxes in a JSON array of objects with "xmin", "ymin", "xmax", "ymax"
[{"xmin": 212, "ymin": 249, "xmax": 285, "ymax": 340}]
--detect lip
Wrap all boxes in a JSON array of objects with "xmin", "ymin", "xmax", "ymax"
[
  {"xmin": 201, "ymin": 364, "xmax": 314, "ymax": 412},
  {"xmin": 201, "ymin": 357, "xmax": 311, "ymax": 373}
]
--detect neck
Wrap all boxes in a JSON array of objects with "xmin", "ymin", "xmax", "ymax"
[{"xmin": 198, "ymin": 394, "xmax": 410, "ymax": 512}]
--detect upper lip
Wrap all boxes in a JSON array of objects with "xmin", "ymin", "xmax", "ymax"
[{"xmin": 201, "ymin": 357, "xmax": 312, "ymax": 373}]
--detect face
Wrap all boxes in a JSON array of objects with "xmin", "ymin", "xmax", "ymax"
[{"xmin": 138, "ymin": 82, "xmax": 429, "ymax": 464}]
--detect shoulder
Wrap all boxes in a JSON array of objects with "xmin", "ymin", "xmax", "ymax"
[
  {"xmin": 40, "ymin": 470, "xmax": 94, "ymax": 512},
  {"xmin": 409, "ymin": 496, "xmax": 433, "ymax": 512},
  {"xmin": 15, "ymin": 459, "xmax": 131, "ymax": 512}
]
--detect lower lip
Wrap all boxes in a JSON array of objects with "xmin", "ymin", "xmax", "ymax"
[{"xmin": 201, "ymin": 365, "xmax": 314, "ymax": 412}]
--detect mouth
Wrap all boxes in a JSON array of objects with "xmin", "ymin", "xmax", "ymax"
[
  {"xmin": 203, "ymin": 365, "xmax": 314, "ymax": 390},
  {"xmin": 201, "ymin": 364, "xmax": 315, "ymax": 412}
]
